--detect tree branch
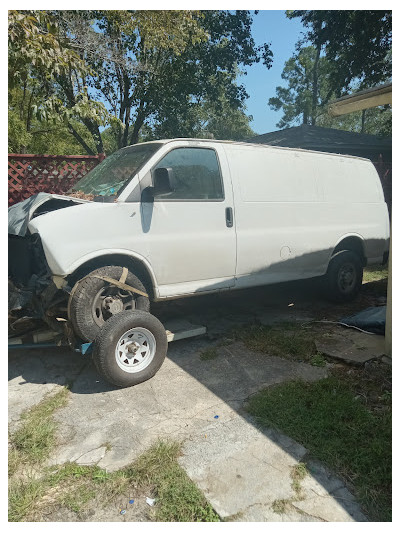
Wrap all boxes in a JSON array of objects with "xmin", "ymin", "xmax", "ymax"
[{"xmin": 67, "ymin": 122, "xmax": 96, "ymax": 155}]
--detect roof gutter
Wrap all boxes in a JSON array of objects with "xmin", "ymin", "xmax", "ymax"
[{"xmin": 328, "ymin": 83, "xmax": 392, "ymax": 116}]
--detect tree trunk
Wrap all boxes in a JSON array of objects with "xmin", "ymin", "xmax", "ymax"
[
  {"xmin": 67, "ymin": 122, "xmax": 96, "ymax": 155},
  {"xmin": 311, "ymin": 43, "xmax": 321, "ymax": 126},
  {"xmin": 361, "ymin": 109, "xmax": 366, "ymax": 134},
  {"xmin": 130, "ymin": 103, "xmax": 146, "ymax": 145}
]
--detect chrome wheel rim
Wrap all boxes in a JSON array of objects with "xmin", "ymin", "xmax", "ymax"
[{"xmin": 115, "ymin": 327, "xmax": 156, "ymax": 373}]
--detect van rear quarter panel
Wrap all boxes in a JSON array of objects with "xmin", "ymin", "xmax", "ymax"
[{"xmin": 224, "ymin": 144, "xmax": 388, "ymax": 287}]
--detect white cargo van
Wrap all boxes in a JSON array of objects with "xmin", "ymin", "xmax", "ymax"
[{"xmin": 9, "ymin": 138, "xmax": 390, "ymax": 347}]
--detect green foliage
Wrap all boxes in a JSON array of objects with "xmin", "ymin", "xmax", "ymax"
[
  {"xmin": 268, "ymin": 43, "xmax": 392, "ymax": 136},
  {"xmin": 287, "ymin": 10, "xmax": 392, "ymax": 91},
  {"xmin": 9, "ymin": 10, "xmax": 267, "ymax": 154},
  {"xmin": 246, "ymin": 377, "xmax": 392, "ymax": 521},
  {"xmin": 268, "ymin": 45, "xmax": 333, "ymax": 127},
  {"xmin": 317, "ymin": 105, "xmax": 392, "ymax": 137},
  {"xmin": 8, "ymin": 107, "xmax": 32, "ymax": 152},
  {"xmin": 8, "ymin": 10, "xmax": 88, "ymax": 87}
]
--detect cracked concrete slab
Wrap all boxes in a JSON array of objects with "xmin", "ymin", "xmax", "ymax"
[
  {"xmin": 315, "ymin": 329, "xmax": 385, "ymax": 364},
  {"xmin": 45, "ymin": 341, "xmax": 326, "ymax": 471},
  {"xmin": 9, "ymin": 282, "xmax": 373, "ymax": 522},
  {"xmin": 179, "ymin": 415, "xmax": 367, "ymax": 522}
]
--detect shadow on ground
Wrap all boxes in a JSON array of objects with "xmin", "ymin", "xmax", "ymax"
[{"xmin": 8, "ymin": 277, "xmax": 387, "ymax": 521}]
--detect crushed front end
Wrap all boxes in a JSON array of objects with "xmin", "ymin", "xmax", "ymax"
[
  {"xmin": 8, "ymin": 232, "xmax": 67, "ymax": 325},
  {"xmin": 8, "ymin": 193, "xmax": 87, "ymax": 327}
]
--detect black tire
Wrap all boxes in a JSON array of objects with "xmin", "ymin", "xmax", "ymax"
[
  {"xmin": 323, "ymin": 250, "xmax": 363, "ymax": 303},
  {"xmin": 69, "ymin": 266, "xmax": 150, "ymax": 342},
  {"xmin": 92, "ymin": 310, "xmax": 167, "ymax": 388}
]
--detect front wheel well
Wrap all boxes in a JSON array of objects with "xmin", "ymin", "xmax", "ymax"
[
  {"xmin": 331, "ymin": 237, "xmax": 366, "ymax": 267},
  {"xmin": 67, "ymin": 254, "xmax": 155, "ymax": 301}
]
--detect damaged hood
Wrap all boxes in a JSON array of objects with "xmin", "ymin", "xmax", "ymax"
[{"xmin": 8, "ymin": 193, "xmax": 90, "ymax": 237}]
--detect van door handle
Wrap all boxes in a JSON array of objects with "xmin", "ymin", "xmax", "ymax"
[{"xmin": 225, "ymin": 207, "xmax": 233, "ymax": 228}]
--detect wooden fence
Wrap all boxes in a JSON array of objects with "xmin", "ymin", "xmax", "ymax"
[{"xmin": 8, "ymin": 153, "xmax": 105, "ymax": 206}]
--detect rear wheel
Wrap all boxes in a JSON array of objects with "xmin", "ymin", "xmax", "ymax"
[
  {"xmin": 324, "ymin": 250, "xmax": 363, "ymax": 303},
  {"xmin": 92, "ymin": 310, "xmax": 167, "ymax": 388},
  {"xmin": 69, "ymin": 266, "xmax": 150, "ymax": 342}
]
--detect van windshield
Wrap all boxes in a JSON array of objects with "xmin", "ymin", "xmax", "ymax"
[{"xmin": 69, "ymin": 143, "xmax": 161, "ymax": 199}]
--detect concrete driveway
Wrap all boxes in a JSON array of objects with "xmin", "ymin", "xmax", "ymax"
[{"xmin": 9, "ymin": 280, "xmax": 368, "ymax": 521}]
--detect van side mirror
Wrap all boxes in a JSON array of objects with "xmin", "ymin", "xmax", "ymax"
[{"xmin": 153, "ymin": 167, "xmax": 174, "ymax": 196}]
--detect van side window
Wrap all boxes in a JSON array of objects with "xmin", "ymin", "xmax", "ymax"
[{"xmin": 153, "ymin": 148, "xmax": 224, "ymax": 200}]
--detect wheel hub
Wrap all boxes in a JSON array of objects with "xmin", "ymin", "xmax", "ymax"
[
  {"xmin": 103, "ymin": 296, "xmax": 124, "ymax": 315},
  {"xmin": 127, "ymin": 341, "xmax": 141, "ymax": 356},
  {"xmin": 115, "ymin": 327, "xmax": 156, "ymax": 373}
]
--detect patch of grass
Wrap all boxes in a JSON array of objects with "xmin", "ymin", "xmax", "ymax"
[
  {"xmin": 291, "ymin": 463, "xmax": 308, "ymax": 496},
  {"xmin": 8, "ymin": 477, "xmax": 47, "ymax": 522},
  {"xmin": 234, "ymin": 323, "xmax": 318, "ymax": 363},
  {"xmin": 271, "ymin": 499, "xmax": 289, "ymax": 514},
  {"xmin": 125, "ymin": 440, "xmax": 219, "ymax": 522},
  {"xmin": 246, "ymin": 377, "xmax": 391, "ymax": 521},
  {"xmin": 310, "ymin": 353, "xmax": 326, "ymax": 367},
  {"xmin": 199, "ymin": 347, "xmax": 219, "ymax": 361},
  {"xmin": 10, "ymin": 387, "xmax": 69, "ymax": 468},
  {"xmin": 11, "ymin": 389, "xmax": 220, "ymax": 523},
  {"xmin": 363, "ymin": 265, "xmax": 388, "ymax": 283},
  {"xmin": 9, "ymin": 439, "xmax": 219, "ymax": 522}
]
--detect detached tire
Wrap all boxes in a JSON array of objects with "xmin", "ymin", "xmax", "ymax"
[
  {"xmin": 69, "ymin": 266, "xmax": 150, "ymax": 342},
  {"xmin": 324, "ymin": 250, "xmax": 363, "ymax": 303},
  {"xmin": 92, "ymin": 311, "xmax": 167, "ymax": 388}
]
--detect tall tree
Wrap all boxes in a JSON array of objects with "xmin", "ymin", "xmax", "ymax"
[
  {"xmin": 287, "ymin": 10, "xmax": 392, "ymax": 92},
  {"xmin": 55, "ymin": 10, "xmax": 272, "ymax": 151},
  {"xmin": 268, "ymin": 46, "xmax": 334, "ymax": 128},
  {"xmin": 9, "ymin": 10, "xmax": 272, "ymax": 155},
  {"xmin": 268, "ymin": 43, "xmax": 391, "ymax": 136}
]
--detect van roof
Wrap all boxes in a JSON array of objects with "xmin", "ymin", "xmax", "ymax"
[{"xmin": 135, "ymin": 138, "xmax": 372, "ymax": 163}]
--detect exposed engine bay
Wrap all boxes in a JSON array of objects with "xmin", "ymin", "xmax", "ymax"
[{"xmin": 8, "ymin": 193, "xmax": 88, "ymax": 325}]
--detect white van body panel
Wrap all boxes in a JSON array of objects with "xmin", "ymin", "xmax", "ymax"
[
  {"xmin": 25, "ymin": 139, "xmax": 390, "ymax": 301},
  {"xmin": 222, "ymin": 143, "xmax": 388, "ymax": 288}
]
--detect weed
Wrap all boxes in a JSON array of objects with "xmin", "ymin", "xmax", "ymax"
[
  {"xmin": 310, "ymin": 353, "xmax": 326, "ymax": 367},
  {"xmin": 291, "ymin": 463, "xmax": 308, "ymax": 496},
  {"xmin": 199, "ymin": 347, "xmax": 219, "ymax": 361},
  {"xmin": 8, "ymin": 478, "xmax": 46, "ymax": 522},
  {"xmin": 223, "ymin": 511, "xmax": 245, "ymax": 521},
  {"xmin": 271, "ymin": 499, "xmax": 289, "ymax": 514},
  {"xmin": 126, "ymin": 440, "xmax": 219, "ymax": 522},
  {"xmin": 10, "ymin": 387, "xmax": 69, "ymax": 468},
  {"xmin": 233, "ymin": 323, "xmax": 318, "ymax": 363}
]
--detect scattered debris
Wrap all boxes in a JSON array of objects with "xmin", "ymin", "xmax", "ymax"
[
  {"xmin": 129, "ymin": 499, "xmax": 134, "ymax": 504},
  {"xmin": 146, "ymin": 497, "xmax": 155, "ymax": 506},
  {"xmin": 119, "ymin": 509, "xmax": 126, "ymax": 515},
  {"xmin": 214, "ymin": 415, "xmax": 219, "ymax": 419}
]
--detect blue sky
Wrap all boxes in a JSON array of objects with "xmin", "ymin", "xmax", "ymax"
[{"xmin": 237, "ymin": 10, "xmax": 307, "ymax": 135}]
